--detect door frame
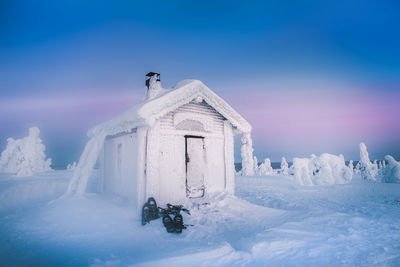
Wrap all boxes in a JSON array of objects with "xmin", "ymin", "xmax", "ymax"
[{"xmin": 184, "ymin": 135, "xmax": 205, "ymax": 198}]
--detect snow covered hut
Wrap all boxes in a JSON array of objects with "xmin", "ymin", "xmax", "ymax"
[{"xmin": 68, "ymin": 73, "xmax": 252, "ymax": 210}]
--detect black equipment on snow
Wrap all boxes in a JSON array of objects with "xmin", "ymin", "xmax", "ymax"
[
  {"xmin": 141, "ymin": 198, "xmax": 190, "ymax": 233},
  {"xmin": 158, "ymin": 204, "xmax": 190, "ymax": 234},
  {"xmin": 141, "ymin": 197, "xmax": 160, "ymax": 225}
]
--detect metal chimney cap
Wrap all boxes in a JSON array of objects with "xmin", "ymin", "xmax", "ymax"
[{"xmin": 145, "ymin": 72, "xmax": 160, "ymax": 77}]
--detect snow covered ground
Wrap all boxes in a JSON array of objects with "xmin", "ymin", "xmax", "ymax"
[{"xmin": 1, "ymin": 170, "xmax": 400, "ymax": 266}]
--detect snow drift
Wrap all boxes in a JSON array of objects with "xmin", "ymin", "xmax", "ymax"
[
  {"xmin": 0, "ymin": 127, "xmax": 52, "ymax": 176},
  {"xmin": 291, "ymin": 153, "xmax": 353, "ymax": 186}
]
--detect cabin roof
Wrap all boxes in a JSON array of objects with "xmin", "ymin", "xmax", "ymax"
[{"xmin": 88, "ymin": 79, "xmax": 251, "ymax": 137}]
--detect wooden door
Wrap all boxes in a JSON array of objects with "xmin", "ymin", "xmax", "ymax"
[{"xmin": 185, "ymin": 136, "xmax": 205, "ymax": 198}]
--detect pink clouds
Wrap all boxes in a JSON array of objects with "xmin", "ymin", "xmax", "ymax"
[{"xmin": 225, "ymin": 80, "xmax": 400, "ymax": 158}]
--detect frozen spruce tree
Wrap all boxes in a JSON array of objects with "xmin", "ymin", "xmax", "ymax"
[
  {"xmin": 257, "ymin": 158, "xmax": 274, "ymax": 176},
  {"xmin": 281, "ymin": 157, "xmax": 289, "ymax": 175},
  {"xmin": 253, "ymin": 156, "xmax": 259, "ymax": 174},
  {"xmin": 264, "ymin": 158, "xmax": 274, "ymax": 175},
  {"xmin": 241, "ymin": 132, "xmax": 255, "ymax": 176},
  {"xmin": 358, "ymin": 142, "xmax": 378, "ymax": 181},
  {"xmin": 381, "ymin": 155, "xmax": 400, "ymax": 183},
  {"xmin": 257, "ymin": 159, "xmax": 266, "ymax": 176},
  {"xmin": 0, "ymin": 127, "xmax": 52, "ymax": 176}
]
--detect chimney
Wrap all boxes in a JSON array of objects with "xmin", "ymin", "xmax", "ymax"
[{"xmin": 144, "ymin": 72, "xmax": 162, "ymax": 100}]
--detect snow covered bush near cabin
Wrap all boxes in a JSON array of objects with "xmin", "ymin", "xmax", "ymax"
[
  {"xmin": 280, "ymin": 157, "xmax": 289, "ymax": 175},
  {"xmin": 291, "ymin": 153, "xmax": 353, "ymax": 186},
  {"xmin": 0, "ymin": 127, "xmax": 52, "ymax": 176},
  {"xmin": 380, "ymin": 155, "xmax": 400, "ymax": 183},
  {"xmin": 356, "ymin": 142, "xmax": 378, "ymax": 181}
]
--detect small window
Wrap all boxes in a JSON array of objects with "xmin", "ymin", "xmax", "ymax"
[{"xmin": 176, "ymin": 119, "xmax": 205, "ymax": 131}]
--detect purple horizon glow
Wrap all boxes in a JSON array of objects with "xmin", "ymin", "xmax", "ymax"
[{"xmin": 1, "ymin": 78, "xmax": 399, "ymax": 164}]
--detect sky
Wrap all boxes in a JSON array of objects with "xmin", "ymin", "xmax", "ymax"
[{"xmin": 0, "ymin": 0, "xmax": 399, "ymax": 164}]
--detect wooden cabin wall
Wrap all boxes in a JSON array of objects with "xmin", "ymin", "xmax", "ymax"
[
  {"xmin": 103, "ymin": 132, "xmax": 139, "ymax": 206},
  {"xmin": 145, "ymin": 100, "xmax": 229, "ymax": 205}
]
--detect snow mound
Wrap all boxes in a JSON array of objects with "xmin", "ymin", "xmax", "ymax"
[
  {"xmin": 292, "ymin": 153, "xmax": 353, "ymax": 186},
  {"xmin": 0, "ymin": 127, "xmax": 52, "ymax": 176},
  {"xmin": 380, "ymin": 155, "xmax": 400, "ymax": 183}
]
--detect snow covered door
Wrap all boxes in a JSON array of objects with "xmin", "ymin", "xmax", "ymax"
[{"xmin": 185, "ymin": 136, "xmax": 205, "ymax": 198}]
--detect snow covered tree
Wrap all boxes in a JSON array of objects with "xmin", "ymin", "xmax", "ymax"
[
  {"xmin": 380, "ymin": 155, "xmax": 400, "ymax": 183},
  {"xmin": 241, "ymin": 132, "xmax": 255, "ymax": 176},
  {"xmin": 265, "ymin": 158, "xmax": 274, "ymax": 175},
  {"xmin": 358, "ymin": 142, "xmax": 378, "ymax": 181},
  {"xmin": 0, "ymin": 127, "xmax": 52, "ymax": 176},
  {"xmin": 253, "ymin": 156, "xmax": 259, "ymax": 174},
  {"xmin": 292, "ymin": 153, "xmax": 353, "ymax": 186},
  {"xmin": 257, "ymin": 158, "xmax": 274, "ymax": 176},
  {"xmin": 281, "ymin": 157, "xmax": 289, "ymax": 175}
]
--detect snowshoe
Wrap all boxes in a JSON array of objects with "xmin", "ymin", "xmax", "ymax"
[
  {"xmin": 162, "ymin": 214, "xmax": 175, "ymax": 233},
  {"xmin": 173, "ymin": 214, "xmax": 184, "ymax": 233},
  {"xmin": 147, "ymin": 197, "xmax": 159, "ymax": 220},
  {"xmin": 141, "ymin": 203, "xmax": 150, "ymax": 225}
]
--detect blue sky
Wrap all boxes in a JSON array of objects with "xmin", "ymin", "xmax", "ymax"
[{"xmin": 1, "ymin": 0, "xmax": 399, "ymax": 164}]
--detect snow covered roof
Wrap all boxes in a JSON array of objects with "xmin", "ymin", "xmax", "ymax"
[{"xmin": 88, "ymin": 79, "xmax": 251, "ymax": 137}]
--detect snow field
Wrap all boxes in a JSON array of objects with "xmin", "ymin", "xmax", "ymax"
[{"xmin": 0, "ymin": 171, "xmax": 399, "ymax": 266}]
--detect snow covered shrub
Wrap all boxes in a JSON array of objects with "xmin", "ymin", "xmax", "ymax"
[
  {"xmin": 240, "ymin": 133, "xmax": 255, "ymax": 176},
  {"xmin": 257, "ymin": 158, "xmax": 274, "ymax": 176},
  {"xmin": 67, "ymin": 162, "xmax": 77, "ymax": 170},
  {"xmin": 357, "ymin": 142, "xmax": 378, "ymax": 181},
  {"xmin": 292, "ymin": 158, "xmax": 313, "ymax": 185},
  {"xmin": 280, "ymin": 157, "xmax": 289, "ymax": 175},
  {"xmin": 253, "ymin": 156, "xmax": 259, "ymax": 174},
  {"xmin": 348, "ymin": 160, "xmax": 354, "ymax": 172},
  {"xmin": 0, "ymin": 127, "xmax": 52, "ymax": 176},
  {"xmin": 380, "ymin": 155, "xmax": 400, "ymax": 183},
  {"xmin": 292, "ymin": 153, "xmax": 353, "ymax": 186}
]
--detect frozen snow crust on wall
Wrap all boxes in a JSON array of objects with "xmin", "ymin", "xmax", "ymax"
[
  {"xmin": 65, "ymin": 79, "xmax": 252, "ymax": 197},
  {"xmin": 0, "ymin": 127, "xmax": 52, "ymax": 177}
]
